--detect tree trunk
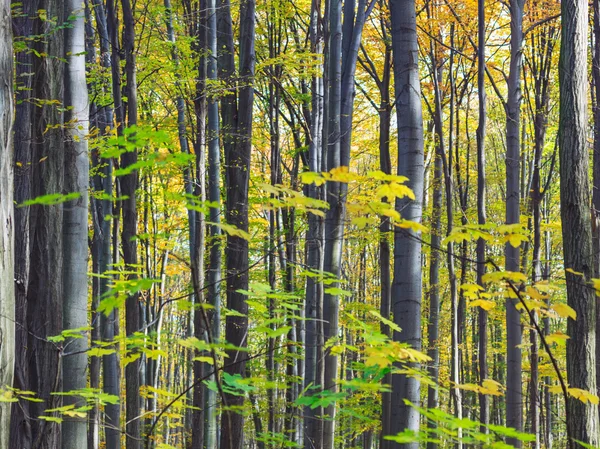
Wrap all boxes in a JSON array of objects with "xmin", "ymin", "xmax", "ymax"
[
  {"xmin": 218, "ymin": 1, "xmax": 255, "ymax": 448},
  {"xmin": 0, "ymin": 3, "xmax": 14, "ymax": 448},
  {"xmin": 26, "ymin": 2, "xmax": 65, "ymax": 447},
  {"xmin": 476, "ymin": 0, "xmax": 489, "ymax": 434},
  {"xmin": 101, "ymin": 2, "xmax": 122, "ymax": 447},
  {"xmin": 121, "ymin": 1, "xmax": 141, "ymax": 448},
  {"xmin": 62, "ymin": 2, "xmax": 90, "ymax": 447},
  {"xmin": 505, "ymin": 0, "xmax": 525, "ymax": 444},
  {"xmin": 389, "ymin": 0, "xmax": 424, "ymax": 446},
  {"xmin": 560, "ymin": 0, "xmax": 600, "ymax": 445},
  {"xmin": 10, "ymin": 3, "xmax": 34, "ymax": 447}
]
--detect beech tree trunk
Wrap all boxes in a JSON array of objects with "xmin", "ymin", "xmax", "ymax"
[
  {"xmin": 389, "ymin": 0, "xmax": 424, "ymax": 446},
  {"xmin": 476, "ymin": 0, "xmax": 489, "ymax": 433},
  {"xmin": 26, "ymin": 2, "xmax": 66, "ymax": 447},
  {"xmin": 0, "ymin": 3, "xmax": 14, "ymax": 448},
  {"xmin": 217, "ymin": 1, "xmax": 255, "ymax": 448},
  {"xmin": 9, "ymin": 2, "xmax": 34, "ymax": 447},
  {"xmin": 560, "ymin": 0, "xmax": 600, "ymax": 445},
  {"xmin": 62, "ymin": 2, "xmax": 90, "ymax": 447},
  {"xmin": 120, "ymin": 1, "xmax": 141, "ymax": 448},
  {"xmin": 505, "ymin": 0, "xmax": 525, "ymax": 444}
]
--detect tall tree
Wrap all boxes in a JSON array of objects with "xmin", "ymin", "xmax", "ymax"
[
  {"xmin": 100, "ymin": 1, "xmax": 122, "ymax": 448},
  {"xmin": 9, "ymin": 1, "xmax": 34, "ymax": 446},
  {"xmin": 217, "ymin": 0, "xmax": 256, "ymax": 447},
  {"xmin": 476, "ymin": 0, "xmax": 489, "ymax": 433},
  {"xmin": 389, "ymin": 0, "xmax": 424, "ymax": 445},
  {"xmin": 0, "ymin": 2, "xmax": 14, "ymax": 448},
  {"xmin": 120, "ymin": 1, "xmax": 141, "ymax": 448},
  {"xmin": 25, "ymin": 2, "xmax": 66, "ymax": 448},
  {"xmin": 560, "ymin": 0, "xmax": 600, "ymax": 445},
  {"xmin": 204, "ymin": 0, "xmax": 221, "ymax": 445},
  {"xmin": 62, "ymin": 2, "xmax": 90, "ymax": 448},
  {"xmin": 505, "ymin": 0, "xmax": 526, "ymax": 444},
  {"xmin": 322, "ymin": 1, "xmax": 374, "ymax": 447}
]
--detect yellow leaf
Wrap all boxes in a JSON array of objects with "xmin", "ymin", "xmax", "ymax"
[
  {"xmin": 395, "ymin": 219, "xmax": 427, "ymax": 233},
  {"xmin": 481, "ymin": 379, "xmax": 504, "ymax": 396},
  {"xmin": 545, "ymin": 332, "xmax": 570, "ymax": 345},
  {"xmin": 469, "ymin": 299, "xmax": 495, "ymax": 311},
  {"xmin": 568, "ymin": 388, "xmax": 600, "ymax": 405},
  {"xmin": 525, "ymin": 286, "xmax": 547, "ymax": 301},
  {"xmin": 566, "ymin": 268, "xmax": 584, "ymax": 277},
  {"xmin": 505, "ymin": 233, "xmax": 528, "ymax": 248},
  {"xmin": 552, "ymin": 303, "xmax": 577, "ymax": 320}
]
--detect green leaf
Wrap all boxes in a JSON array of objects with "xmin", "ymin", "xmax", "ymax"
[{"xmin": 20, "ymin": 192, "xmax": 80, "ymax": 207}]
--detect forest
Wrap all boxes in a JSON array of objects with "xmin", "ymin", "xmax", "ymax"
[{"xmin": 0, "ymin": 0, "xmax": 599, "ymax": 448}]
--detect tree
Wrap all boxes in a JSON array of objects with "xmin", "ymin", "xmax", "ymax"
[
  {"xmin": 217, "ymin": 1, "xmax": 256, "ymax": 447},
  {"xmin": 0, "ymin": 1, "xmax": 14, "ymax": 448},
  {"xmin": 560, "ymin": 0, "xmax": 600, "ymax": 445},
  {"xmin": 505, "ymin": 0, "xmax": 525, "ymax": 444},
  {"xmin": 24, "ymin": 2, "xmax": 65, "ymax": 447},
  {"xmin": 389, "ymin": 0, "xmax": 425, "ymax": 445},
  {"xmin": 62, "ymin": 2, "xmax": 90, "ymax": 448}
]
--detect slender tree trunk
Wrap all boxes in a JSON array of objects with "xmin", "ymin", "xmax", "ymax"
[
  {"xmin": 426, "ymin": 20, "xmax": 442, "ymax": 446},
  {"xmin": 389, "ymin": 0, "xmax": 424, "ymax": 445},
  {"xmin": 0, "ymin": 3, "xmax": 14, "ymax": 448},
  {"xmin": 560, "ymin": 0, "xmax": 600, "ymax": 445},
  {"xmin": 62, "ymin": 2, "xmax": 90, "ymax": 448},
  {"xmin": 528, "ymin": 17, "xmax": 556, "ymax": 449},
  {"xmin": 477, "ymin": 0, "xmax": 489, "ymax": 433},
  {"xmin": 304, "ymin": 1, "xmax": 324, "ymax": 447},
  {"xmin": 204, "ymin": 0, "xmax": 221, "ymax": 446},
  {"xmin": 101, "ymin": 2, "xmax": 122, "ymax": 447},
  {"xmin": 121, "ymin": 1, "xmax": 141, "ymax": 447},
  {"xmin": 378, "ymin": 25, "xmax": 392, "ymax": 449},
  {"xmin": 505, "ymin": 1, "xmax": 525, "ymax": 444}
]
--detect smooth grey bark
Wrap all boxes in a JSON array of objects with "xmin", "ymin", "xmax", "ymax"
[
  {"xmin": 0, "ymin": 2, "xmax": 14, "ymax": 448},
  {"xmin": 322, "ymin": 1, "xmax": 374, "ymax": 447},
  {"xmin": 204, "ymin": 0, "xmax": 220, "ymax": 447},
  {"xmin": 425, "ymin": 17, "xmax": 442, "ymax": 446},
  {"xmin": 121, "ymin": 1, "xmax": 141, "ymax": 448},
  {"xmin": 389, "ymin": 0, "xmax": 424, "ymax": 445},
  {"xmin": 505, "ymin": 0, "xmax": 525, "ymax": 444},
  {"xmin": 304, "ymin": 1, "xmax": 324, "ymax": 447},
  {"xmin": 62, "ymin": 2, "xmax": 90, "ymax": 448},
  {"xmin": 84, "ymin": 4, "xmax": 101, "ymax": 448},
  {"xmin": 101, "ymin": 2, "xmax": 122, "ymax": 448},
  {"xmin": 560, "ymin": 0, "xmax": 600, "ymax": 445},
  {"xmin": 442, "ymin": 41, "xmax": 462, "ymax": 449},
  {"xmin": 476, "ymin": 0, "xmax": 489, "ymax": 433}
]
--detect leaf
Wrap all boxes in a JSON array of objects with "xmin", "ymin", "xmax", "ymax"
[
  {"xmin": 552, "ymin": 303, "xmax": 577, "ymax": 320},
  {"xmin": 545, "ymin": 332, "xmax": 569, "ymax": 345},
  {"xmin": 369, "ymin": 310, "xmax": 402, "ymax": 333},
  {"xmin": 300, "ymin": 171, "xmax": 326, "ymax": 186},
  {"xmin": 211, "ymin": 222, "xmax": 251, "ymax": 241},
  {"xmin": 324, "ymin": 287, "xmax": 352, "ymax": 297},
  {"xmin": 20, "ymin": 192, "xmax": 80, "ymax": 207},
  {"xmin": 566, "ymin": 268, "xmax": 584, "ymax": 277},
  {"xmin": 568, "ymin": 388, "xmax": 599, "ymax": 405},
  {"xmin": 87, "ymin": 347, "xmax": 116, "ymax": 357},
  {"xmin": 469, "ymin": 299, "xmax": 495, "ymax": 311}
]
